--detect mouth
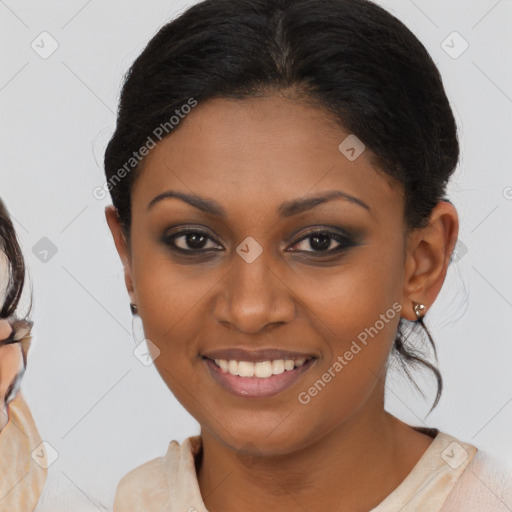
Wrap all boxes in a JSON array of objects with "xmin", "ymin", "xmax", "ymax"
[{"xmin": 201, "ymin": 349, "xmax": 317, "ymax": 398}]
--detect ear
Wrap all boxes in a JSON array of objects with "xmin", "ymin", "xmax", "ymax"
[
  {"xmin": 105, "ymin": 205, "xmax": 136, "ymax": 305},
  {"xmin": 401, "ymin": 201, "xmax": 459, "ymax": 321}
]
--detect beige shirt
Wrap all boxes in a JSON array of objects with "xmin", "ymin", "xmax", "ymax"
[
  {"xmin": 113, "ymin": 427, "xmax": 512, "ymax": 512},
  {"xmin": 0, "ymin": 393, "xmax": 48, "ymax": 511}
]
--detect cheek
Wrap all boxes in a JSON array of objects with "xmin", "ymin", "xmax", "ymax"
[
  {"xmin": 0, "ymin": 345, "xmax": 23, "ymax": 397},
  {"xmin": 132, "ymin": 249, "xmax": 218, "ymax": 361},
  {"xmin": 294, "ymin": 244, "xmax": 403, "ymax": 387},
  {"xmin": 0, "ymin": 410, "xmax": 7, "ymax": 431},
  {"xmin": 300, "ymin": 246, "xmax": 403, "ymax": 337}
]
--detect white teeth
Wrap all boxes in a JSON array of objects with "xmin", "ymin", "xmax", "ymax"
[
  {"xmin": 254, "ymin": 361, "xmax": 273, "ymax": 378},
  {"xmin": 228, "ymin": 360, "xmax": 239, "ymax": 375},
  {"xmin": 238, "ymin": 361, "xmax": 255, "ymax": 377},
  {"xmin": 272, "ymin": 359, "xmax": 285, "ymax": 375},
  {"xmin": 212, "ymin": 357, "xmax": 309, "ymax": 377}
]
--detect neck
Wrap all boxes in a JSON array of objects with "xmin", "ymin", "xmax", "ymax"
[{"xmin": 197, "ymin": 387, "xmax": 433, "ymax": 512}]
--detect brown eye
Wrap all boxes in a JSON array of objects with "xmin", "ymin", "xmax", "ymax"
[
  {"xmin": 288, "ymin": 230, "xmax": 356, "ymax": 255},
  {"xmin": 164, "ymin": 229, "xmax": 222, "ymax": 253}
]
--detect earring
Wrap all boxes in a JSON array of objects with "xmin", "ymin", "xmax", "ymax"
[
  {"xmin": 413, "ymin": 302, "xmax": 426, "ymax": 320},
  {"xmin": 130, "ymin": 303, "xmax": 145, "ymax": 345}
]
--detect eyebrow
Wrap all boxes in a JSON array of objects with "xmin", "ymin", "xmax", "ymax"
[{"xmin": 147, "ymin": 189, "xmax": 370, "ymax": 218}]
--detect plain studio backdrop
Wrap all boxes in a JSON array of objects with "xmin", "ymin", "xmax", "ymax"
[{"xmin": 0, "ymin": 0, "xmax": 511, "ymax": 510}]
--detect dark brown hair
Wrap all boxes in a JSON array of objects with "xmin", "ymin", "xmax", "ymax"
[{"xmin": 0, "ymin": 197, "xmax": 33, "ymax": 404}]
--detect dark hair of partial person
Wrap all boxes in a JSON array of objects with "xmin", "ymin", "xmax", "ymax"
[
  {"xmin": 104, "ymin": 0, "xmax": 461, "ymax": 414},
  {"xmin": 0, "ymin": 198, "xmax": 30, "ymax": 318},
  {"xmin": 0, "ymin": 197, "xmax": 34, "ymax": 404}
]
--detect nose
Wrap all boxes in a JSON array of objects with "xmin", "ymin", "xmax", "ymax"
[{"xmin": 213, "ymin": 250, "xmax": 296, "ymax": 334}]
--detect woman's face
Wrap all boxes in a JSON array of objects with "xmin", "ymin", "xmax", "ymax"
[
  {"xmin": 0, "ymin": 340, "xmax": 24, "ymax": 431},
  {"xmin": 108, "ymin": 95, "xmax": 427, "ymax": 455}
]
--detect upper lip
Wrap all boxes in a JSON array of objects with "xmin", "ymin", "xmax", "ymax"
[{"xmin": 202, "ymin": 347, "xmax": 317, "ymax": 363}]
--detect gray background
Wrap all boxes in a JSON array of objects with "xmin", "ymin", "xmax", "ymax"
[{"xmin": 0, "ymin": 0, "xmax": 511, "ymax": 510}]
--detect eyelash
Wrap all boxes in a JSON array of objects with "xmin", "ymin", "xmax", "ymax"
[{"xmin": 162, "ymin": 228, "xmax": 357, "ymax": 257}]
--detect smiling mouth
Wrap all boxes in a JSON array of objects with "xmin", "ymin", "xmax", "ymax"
[
  {"xmin": 201, "ymin": 354, "xmax": 317, "ymax": 398},
  {"xmin": 205, "ymin": 356, "xmax": 314, "ymax": 378}
]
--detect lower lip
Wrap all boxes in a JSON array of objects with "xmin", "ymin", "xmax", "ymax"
[{"xmin": 203, "ymin": 357, "xmax": 316, "ymax": 398}]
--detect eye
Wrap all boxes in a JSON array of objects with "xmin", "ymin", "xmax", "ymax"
[
  {"xmin": 163, "ymin": 229, "xmax": 223, "ymax": 253},
  {"xmin": 288, "ymin": 230, "xmax": 356, "ymax": 255},
  {"xmin": 162, "ymin": 227, "xmax": 359, "ymax": 257}
]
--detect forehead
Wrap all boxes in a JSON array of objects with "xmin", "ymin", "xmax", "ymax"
[{"xmin": 132, "ymin": 95, "xmax": 403, "ymax": 221}]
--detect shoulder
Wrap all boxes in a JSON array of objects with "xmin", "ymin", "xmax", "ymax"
[
  {"xmin": 441, "ymin": 448, "xmax": 512, "ymax": 511},
  {"xmin": 0, "ymin": 393, "xmax": 47, "ymax": 511},
  {"xmin": 113, "ymin": 436, "xmax": 202, "ymax": 512},
  {"xmin": 113, "ymin": 452, "xmax": 169, "ymax": 512},
  {"xmin": 469, "ymin": 450, "xmax": 512, "ymax": 498}
]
